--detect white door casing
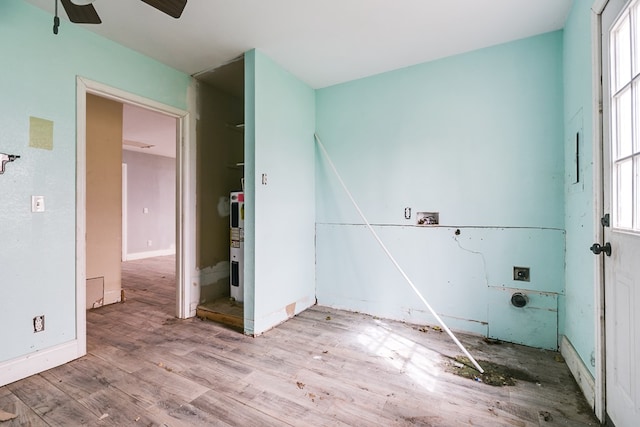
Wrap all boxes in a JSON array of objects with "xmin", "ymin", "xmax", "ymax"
[
  {"xmin": 602, "ymin": 0, "xmax": 640, "ymax": 425},
  {"xmin": 76, "ymin": 77, "xmax": 195, "ymax": 337},
  {"xmin": 122, "ymin": 163, "xmax": 128, "ymax": 262}
]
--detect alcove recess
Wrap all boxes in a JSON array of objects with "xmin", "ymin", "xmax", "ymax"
[{"xmin": 193, "ymin": 56, "xmax": 244, "ymax": 328}]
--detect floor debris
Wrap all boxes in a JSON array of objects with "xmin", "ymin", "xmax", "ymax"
[
  {"xmin": 296, "ymin": 381, "xmax": 305, "ymax": 389},
  {"xmin": 447, "ymin": 356, "xmax": 538, "ymax": 386},
  {"xmin": 539, "ymin": 410, "xmax": 553, "ymax": 421},
  {"xmin": 325, "ymin": 316, "xmax": 331, "ymax": 321},
  {"xmin": 0, "ymin": 410, "xmax": 18, "ymax": 422},
  {"xmin": 98, "ymin": 413, "xmax": 109, "ymax": 420}
]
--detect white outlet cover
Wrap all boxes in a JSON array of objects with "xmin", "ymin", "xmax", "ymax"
[{"xmin": 31, "ymin": 195, "xmax": 45, "ymax": 213}]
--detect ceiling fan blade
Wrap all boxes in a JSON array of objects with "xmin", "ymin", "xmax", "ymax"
[
  {"xmin": 60, "ymin": 0, "xmax": 102, "ymax": 24},
  {"xmin": 140, "ymin": 0, "xmax": 188, "ymax": 19}
]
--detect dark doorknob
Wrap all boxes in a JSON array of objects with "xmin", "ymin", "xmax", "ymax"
[{"xmin": 590, "ymin": 242, "xmax": 612, "ymax": 256}]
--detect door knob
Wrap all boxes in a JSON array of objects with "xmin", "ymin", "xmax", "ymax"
[{"xmin": 590, "ymin": 242, "xmax": 612, "ymax": 256}]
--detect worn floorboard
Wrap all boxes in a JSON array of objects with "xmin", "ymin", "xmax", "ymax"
[{"xmin": 0, "ymin": 255, "xmax": 599, "ymax": 426}]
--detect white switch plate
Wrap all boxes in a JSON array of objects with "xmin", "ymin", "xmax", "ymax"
[
  {"xmin": 31, "ymin": 196, "xmax": 45, "ymax": 213},
  {"xmin": 143, "ymin": 207, "xmax": 149, "ymax": 214}
]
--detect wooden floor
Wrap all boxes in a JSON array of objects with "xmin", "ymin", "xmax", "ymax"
[
  {"xmin": 0, "ymin": 256, "xmax": 599, "ymax": 426},
  {"xmin": 196, "ymin": 299, "xmax": 244, "ymax": 330}
]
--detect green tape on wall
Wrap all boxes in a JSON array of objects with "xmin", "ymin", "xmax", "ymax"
[{"xmin": 29, "ymin": 116, "xmax": 54, "ymax": 150}]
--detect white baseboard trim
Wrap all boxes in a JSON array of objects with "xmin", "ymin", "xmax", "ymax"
[
  {"xmin": 125, "ymin": 248, "xmax": 176, "ymax": 261},
  {"xmin": 560, "ymin": 335, "xmax": 595, "ymax": 410},
  {"xmin": 0, "ymin": 340, "xmax": 85, "ymax": 387}
]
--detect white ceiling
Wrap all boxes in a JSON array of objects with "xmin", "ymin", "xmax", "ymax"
[
  {"xmin": 122, "ymin": 103, "xmax": 176, "ymax": 158},
  {"xmin": 24, "ymin": 0, "xmax": 573, "ymax": 89}
]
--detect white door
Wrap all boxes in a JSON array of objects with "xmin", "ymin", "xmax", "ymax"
[{"xmin": 602, "ymin": 0, "xmax": 640, "ymax": 425}]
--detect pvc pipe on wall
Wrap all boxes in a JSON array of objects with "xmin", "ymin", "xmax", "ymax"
[{"xmin": 315, "ymin": 133, "xmax": 484, "ymax": 374}]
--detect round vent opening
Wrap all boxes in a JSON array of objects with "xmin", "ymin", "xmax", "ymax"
[{"xmin": 511, "ymin": 292, "xmax": 528, "ymax": 308}]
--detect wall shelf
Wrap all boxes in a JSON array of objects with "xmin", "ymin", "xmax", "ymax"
[{"xmin": 226, "ymin": 123, "xmax": 245, "ymax": 133}]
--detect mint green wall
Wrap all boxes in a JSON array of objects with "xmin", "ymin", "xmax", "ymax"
[
  {"xmin": 562, "ymin": 0, "xmax": 596, "ymax": 376},
  {"xmin": 0, "ymin": 0, "xmax": 190, "ymax": 363},
  {"xmin": 244, "ymin": 50, "xmax": 316, "ymax": 335},
  {"xmin": 244, "ymin": 51, "xmax": 257, "ymax": 333},
  {"xmin": 316, "ymin": 32, "xmax": 566, "ymax": 349}
]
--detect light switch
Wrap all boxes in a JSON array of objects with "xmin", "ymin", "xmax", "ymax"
[
  {"xmin": 143, "ymin": 207, "xmax": 149, "ymax": 214},
  {"xmin": 31, "ymin": 196, "xmax": 45, "ymax": 213}
]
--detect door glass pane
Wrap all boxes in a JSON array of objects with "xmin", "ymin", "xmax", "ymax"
[
  {"xmin": 635, "ymin": 81, "xmax": 640, "ymax": 152},
  {"xmin": 636, "ymin": 157, "xmax": 640, "ymax": 228},
  {"xmin": 617, "ymin": 159, "xmax": 633, "ymax": 228},
  {"xmin": 615, "ymin": 15, "xmax": 632, "ymax": 91},
  {"xmin": 617, "ymin": 87, "xmax": 633, "ymax": 158},
  {"xmin": 631, "ymin": 3, "xmax": 640, "ymax": 76}
]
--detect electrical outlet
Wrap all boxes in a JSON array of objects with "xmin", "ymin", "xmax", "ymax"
[
  {"xmin": 147, "ymin": 240, "xmax": 152, "ymax": 247},
  {"xmin": 33, "ymin": 315, "xmax": 45, "ymax": 333},
  {"xmin": 513, "ymin": 266, "xmax": 530, "ymax": 282},
  {"xmin": 31, "ymin": 195, "xmax": 45, "ymax": 213}
]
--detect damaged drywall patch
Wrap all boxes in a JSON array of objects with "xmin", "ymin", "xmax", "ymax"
[
  {"xmin": 29, "ymin": 116, "xmax": 54, "ymax": 150},
  {"xmin": 286, "ymin": 302, "xmax": 296, "ymax": 317},
  {"xmin": 198, "ymin": 261, "xmax": 230, "ymax": 287},
  {"xmin": 217, "ymin": 196, "xmax": 230, "ymax": 217},
  {"xmin": 196, "ymin": 261, "xmax": 231, "ymax": 302}
]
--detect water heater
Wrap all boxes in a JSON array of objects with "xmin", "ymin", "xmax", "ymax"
[{"xmin": 230, "ymin": 191, "xmax": 244, "ymax": 302}]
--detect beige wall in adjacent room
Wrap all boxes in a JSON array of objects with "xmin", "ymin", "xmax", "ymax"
[{"xmin": 86, "ymin": 94, "xmax": 123, "ymax": 307}]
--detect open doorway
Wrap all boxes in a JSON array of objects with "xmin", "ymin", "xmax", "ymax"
[
  {"xmin": 120, "ymin": 104, "xmax": 178, "ymax": 315},
  {"xmin": 76, "ymin": 77, "xmax": 194, "ymax": 352},
  {"xmin": 191, "ymin": 57, "xmax": 245, "ymax": 330},
  {"xmin": 85, "ymin": 95, "xmax": 177, "ymax": 316}
]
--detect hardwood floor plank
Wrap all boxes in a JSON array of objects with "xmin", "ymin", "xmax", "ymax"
[
  {"xmin": 77, "ymin": 386, "xmax": 160, "ymax": 426},
  {"xmin": 6, "ymin": 376, "xmax": 100, "ymax": 426},
  {"xmin": 191, "ymin": 390, "xmax": 283, "ymax": 427},
  {"xmin": 134, "ymin": 365, "xmax": 210, "ymax": 402},
  {"xmin": 0, "ymin": 391, "xmax": 47, "ymax": 427},
  {"xmin": 0, "ymin": 256, "xmax": 599, "ymax": 426}
]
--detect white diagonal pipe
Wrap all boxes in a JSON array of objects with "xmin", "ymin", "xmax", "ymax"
[{"xmin": 315, "ymin": 133, "xmax": 484, "ymax": 374}]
